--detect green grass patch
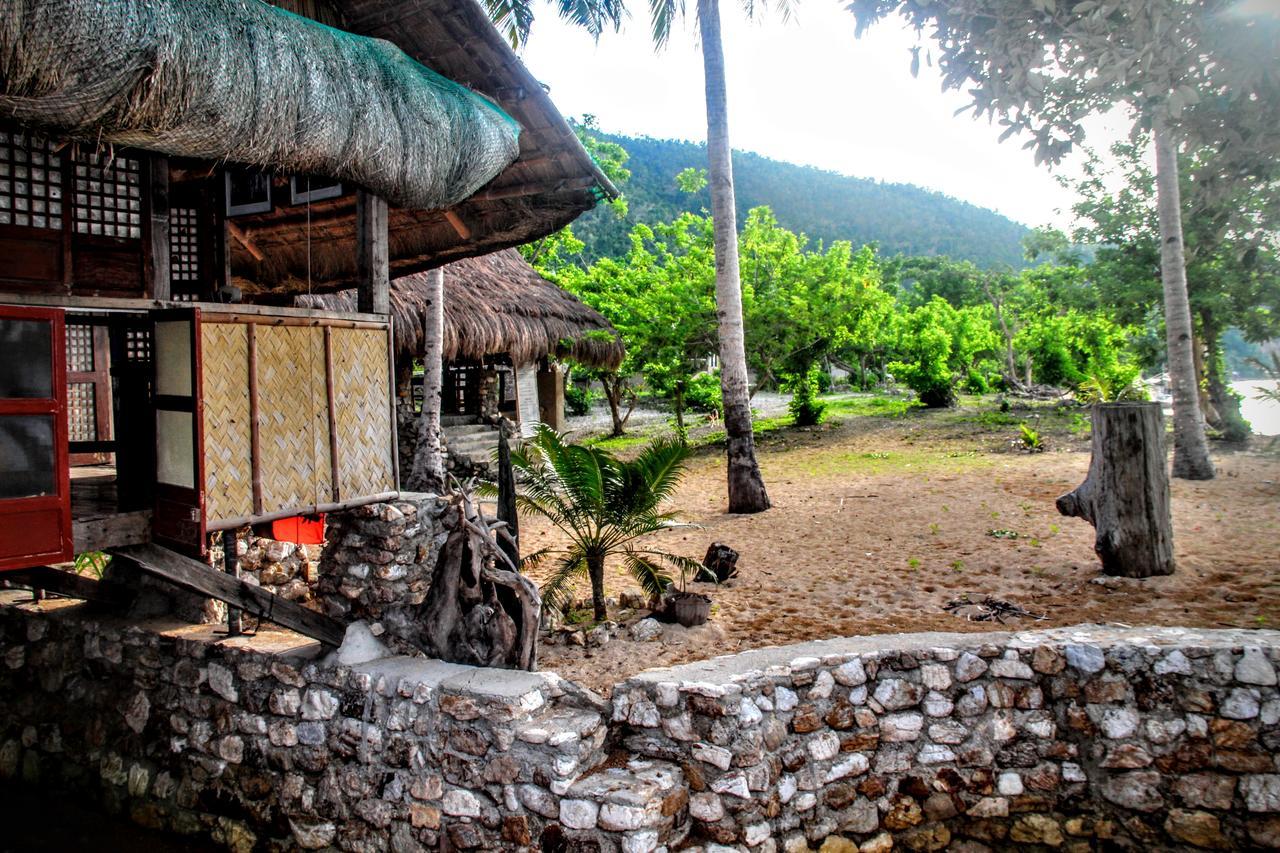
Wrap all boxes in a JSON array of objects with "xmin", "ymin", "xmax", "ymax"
[
  {"xmin": 823, "ymin": 394, "xmax": 921, "ymax": 419},
  {"xmin": 583, "ymin": 433, "xmax": 650, "ymax": 453}
]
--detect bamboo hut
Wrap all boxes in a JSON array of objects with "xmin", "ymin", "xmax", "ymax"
[
  {"xmin": 302, "ymin": 249, "xmax": 624, "ymax": 469},
  {"xmin": 0, "ymin": 0, "xmax": 613, "ymax": 578}
]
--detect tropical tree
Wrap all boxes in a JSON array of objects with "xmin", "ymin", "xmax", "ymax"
[
  {"xmin": 412, "ymin": 267, "xmax": 446, "ymax": 492},
  {"xmin": 851, "ymin": 0, "xmax": 1280, "ymax": 479},
  {"xmin": 513, "ymin": 426, "xmax": 703, "ymax": 622},
  {"xmin": 489, "ymin": 0, "xmax": 776, "ymax": 513}
]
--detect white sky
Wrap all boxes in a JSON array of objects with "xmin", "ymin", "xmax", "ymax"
[{"xmin": 519, "ymin": 3, "xmax": 1135, "ymax": 230}]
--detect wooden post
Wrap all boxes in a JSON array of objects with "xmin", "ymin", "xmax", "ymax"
[
  {"xmin": 149, "ymin": 156, "xmax": 171, "ymax": 300},
  {"xmin": 356, "ymin": 189, "xmax": 390, "ymax": 316},
  {"xmin": 222, "ymin": 529, "xmax": 242, "ymax": 635},
  {"xmin": 1056, "ymin": 402, "xmax": 1175, "ymax": 577}
]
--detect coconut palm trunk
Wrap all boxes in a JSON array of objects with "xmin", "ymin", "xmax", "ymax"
[
  {"xmin": 1152, "ymin": 117, "xmax": 1215, "ymax": 480},
  {"xmin": 412, "ymin": 267, "xmax": 447, "ymax": 491},
  {"xmin": 697, "ymin": 0, "xmax": 771, "ymax": 513}
]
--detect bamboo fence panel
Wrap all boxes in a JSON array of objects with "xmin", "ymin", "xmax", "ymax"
[
  {"xmin": 255, "ymin": 325, "xmax": 333, "ymax": 514},
  {"xmin": 332, "ymin": 327, "xmax": 395, "ymax": 498},
  {"xmin": 201, "ymin": 322, "xmax": 254, "ymax": 522}
]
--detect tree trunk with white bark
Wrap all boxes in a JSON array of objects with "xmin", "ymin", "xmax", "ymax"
[
  {"xmin": 698, "ymin": 0, "xmax": 770, "ymax": 513},
  {"xmin": 1153, "ymin": 118, "xmax": 1215, "ymax": 480},
  {"xmin": 412, "ymin": 267, "xmax": 446, "ymax": 492}
]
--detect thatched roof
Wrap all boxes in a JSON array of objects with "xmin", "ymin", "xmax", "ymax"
[
  {"xmin": 300, "ymin": 249, "xmax": 625, "ymax": 369},
  {"xmin": 0, "ymin": 0, "xmax": 616, "ymax": 295},
  {"xmin": 0, "ymin": 0, "xmax": 520, "ymax": 211}
]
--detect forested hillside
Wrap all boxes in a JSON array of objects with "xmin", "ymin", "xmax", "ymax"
[{"xmin": 571, "ymin": 133, "xmax": 1031, "ymax": 268}]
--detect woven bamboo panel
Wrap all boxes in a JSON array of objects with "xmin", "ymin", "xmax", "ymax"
[
  {"xmin": 201, "ymin": 323, "xmax": 254, "ymax": 522},
  {"xmin": 256, "ymin": 325, "xmax": 333, "ymax": 513},
  {"xmin": 332, "ymin": 327, "xmax": 394, "ymax": 498}
]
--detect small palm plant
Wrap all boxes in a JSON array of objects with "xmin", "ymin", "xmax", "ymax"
[{"xmin": 512, "ymin": 425, "xmax": 702, "ymax": 622}]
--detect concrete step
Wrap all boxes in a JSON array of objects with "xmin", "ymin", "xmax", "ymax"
[
  {"xmin": 440, "ymin": 414, "xmax": 479, "ymax": 427},
  {"xmin": 442, "ymin": 423, "xmax": 494, "ymax": 437}
]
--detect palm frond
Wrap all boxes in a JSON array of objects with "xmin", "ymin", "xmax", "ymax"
[
  {"xmin": 621, "ymin": 550, "xmax": 674, "ymax": 601},
  {"xmin": 632, "ymin": 549, "xmax": 717, "ymax": 585},
  {"xmin": 484, "ymin": 0, "xmax": 535, "ymax": 48},
  {"xmin": 520, "ymin": 546, "xmax": 555, "ymax": 574},
  {"xmin": 648, "ymin": 0, "xmax": 684, "ymax": 49},
  {"xmin": 539, "ymin": 550, "xmax": 589, "ymax": 612}
]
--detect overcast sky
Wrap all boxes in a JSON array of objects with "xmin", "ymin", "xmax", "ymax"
[{"xmin": 519, "ymin": 3, "xmax": 1134, "ymax": 230}]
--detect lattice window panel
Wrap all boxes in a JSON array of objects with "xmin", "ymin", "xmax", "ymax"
[
  {"xmin": 170, "ymin": 206, "xmax": 202, "ymax": 300},
  {"xmin": 73, "ymin": 151, "xmax": 142, "ymax": 239},
  {"xmin": 0, "ymin": 130, "xmax": 64, "ymax": 230},
  {"xmin": 125, "ymin": 327, "xmax": 152, "ymax": 364},
  {"xmin": 66, "ymin": 324, "xmax": 96, "ymax": 373},
  {"xmin": 67, "ymin": 382, "xmax": 98, "ymax": 442}
]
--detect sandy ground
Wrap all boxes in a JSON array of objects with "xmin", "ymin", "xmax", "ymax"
[{"xmin": 526, "ymin": 401, "xmax": 1280, "ymax": 694}]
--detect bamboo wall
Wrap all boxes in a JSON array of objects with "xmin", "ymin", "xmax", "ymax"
[{"xmin": 201, "ymin": 317, "xmax": 394, "ymax": 527}]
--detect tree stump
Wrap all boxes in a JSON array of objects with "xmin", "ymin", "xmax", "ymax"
[
  {"xmin": 1056, "ymin": 402, "xmax": 1175, "ymax": 577},
  {"xmin": 418, "ymin": 490, "xmax": 540, "ymax": 670},
  {"xmin": 702, "ymin": 542, "xmax": 739, "ymax": 581}
]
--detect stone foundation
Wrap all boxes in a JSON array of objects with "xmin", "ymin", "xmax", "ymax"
[{"xmin": 0, "ymin": 600, "xmax": 1276, "ymax": 851}]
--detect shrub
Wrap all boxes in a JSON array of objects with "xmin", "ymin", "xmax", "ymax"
[
  {"xmin": 786, "ymin": 367, "xmax": 828, "ymax": 426},
  {"xmin": 565, "ymin": 383, "xmax": 595, "ymax": 416},
  {"xmin": 685, "ymin": 371, "xmax": 723, "ymax": 416}
]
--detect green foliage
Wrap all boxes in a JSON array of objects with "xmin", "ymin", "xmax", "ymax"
[
  {"xmin": 684, "ymin": 371, "xmax": 723, "ymax": 416},
  {"xmin": 785, "ymin": 367, "xmax": 828, "ymax": 426},
  {"xmin": 1076, "ymin": 369, "xmax": 1148, "ymax": 405},
  {"xmin": 513, "ymin": 426, "xmax": 702, "ymax": 619},
  {"xmin": 73, "ymin": 551, "xmax": 111, "ymax": 579},
  {"xmin": 1018, "ymin": 423, "xmax": 1044, "ymax": 453},
  {"xmin": 568, "ymin": 134, "xmax": 1030, "ymax": 268},
  {"xmin": 565, "ymin": 382, "xmax": 595, "ymax": 416},
  {"xmin": 887, "ymin": 297, "xmax": 998, "ymax": 407}
]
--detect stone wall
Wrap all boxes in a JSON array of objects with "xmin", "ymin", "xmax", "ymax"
[
  {"xmin": 0, "ymin": 596, "xmax": 1277, "ymax": 852},
  {"xmin": 0, "ymin": 597, "xmax": 688, "ymax": 852},
  {"xmin": 613, "ymin": 625, "xmax": 1280, "ymax": 851}
]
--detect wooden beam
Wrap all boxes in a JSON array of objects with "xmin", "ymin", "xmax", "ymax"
[
  {"xmin": 356, "ymin": 189, "xmax": 390, "ymax": 316},
  {"xmin": 226, "ymin": 221, "xmax": 266, "ymax": 263},
  {"xmin": 443, "ymin": 209, "xmax": 472, "ymax": 240},
  {"xmin": 4, "ymin": 566, "xmax": 121, "ymax": 603},
  {"xmin": 468, "ymin": 175, "xmax": 597, "ymax": 202},
  {"xmin": 72, "ymin": 510, "xmax": 152, "ymax": 554},
  {"xmin": 111, "ymin": 543, "xmax": 346, "ymax": 646},
  {"xmin": 149, "ymin": 156, "xmax": 171, "ymax": 300}
]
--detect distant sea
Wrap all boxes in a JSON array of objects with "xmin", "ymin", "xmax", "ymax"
[{"xmin": 1234, "ymin": 380, "xmax": 1280, "ymax": 437}]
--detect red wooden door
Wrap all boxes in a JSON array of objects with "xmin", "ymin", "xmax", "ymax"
[{"xmin": 0, "ymin": 305, "xmax": 71, "ymax": 570}]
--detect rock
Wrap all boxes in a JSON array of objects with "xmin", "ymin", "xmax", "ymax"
[
  {"xmin": 1154, "ymin": 650, "xmax": 1192, "ymax": 676},
  {"xmin": 997, "ymin": 772, "xmax": 1023, "ymax": 796},
  {"xmin": 1064, "ymin": 644, "xmax": 1106, "ymax": 674},
  {"xmin": 873, "ymin": 679, "xmax": 922, "ymax": 711},
  {"xmin": 1031, "ymin": 645, "xmax": 1065, "ymax": 674},
  {"xmin": 1101, "ymin": 771, "xmax": 1164, "ymax": 812},
  {"xmin": 559, "ymin": 799, "xmax": 599, "ymax": 830},
  {"xmin": 883, "ymin": 795, "xmax": 923, "ymax": 830},
  {"xmin": 967, "ymin": 797, "xmax": 1009, "ymax": 818},
  {"xmin": 1241, "ymin": 775, "xmax": 1280, "ymax": 813},
  {"xmin": 808, "ymin": 732, "xmax": 841, "ymax": 761},
  {"xmin": 1092, "ymin": 707, "xmax": 1138, "ymax": 739},
  {"xmin": 818, "ymin": 838, "xmax": 858, "ymax": 853},
  {"xmin": 989, "ymin": 653, "xmax": 1034, "ymax": 680},
  {"xmin": 1222, "ymin": 688, "xmax": 1262, "ymax": 720},
  {"xmin": 290, "ymin": 819, "xmax": 337, "ymax": 849},
  {"xmin": 859, "ymin": 834, "xmax": 893, "ymax": 853},
  {"xmin": 629, "ymin": 619, "xmax": 663, "ymax": 642},
  {"xmin": 1010, "ymin": 814, "xmax": 1064, "ymax": 847},
  {"xmin": 443, "ymin": 789, "xmax": 481, "ymax": 818},
  {"xmin": 920, "ymin": 664, "xmax": 951, "ymax": 691},
  {"xmin": 693, "ymin": 743, "xmax": 733, "ymax": 771},
  {"xmin": 881, "ymin": 713, "xmax": 924, "ymax": 742},
  {"xmin": 690, "ymin": 792, "xmax": 725, "ymax": 822},
  {"xmin": 954, "ymin": 653, "xmax": 988, "ymax": 682},
  {"xmin": 834, "ymin": 659, "xmax": 867, "ymax": 687},
  {"xmin": 1174, "ymin": 774, "xmax": 1236, "ymax": 810},
  {"xmin": 1165, "ymin": 809, "xmax": 1230, "ymax": 849},
  {"xmin": 1236, "ymin": 648, "xmax": 1277, "ymax": 686}
]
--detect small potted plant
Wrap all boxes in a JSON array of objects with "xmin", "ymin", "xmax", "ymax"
[{"xmin": 664, "ymin": 559, "xmax": 716, "ymax": 627}]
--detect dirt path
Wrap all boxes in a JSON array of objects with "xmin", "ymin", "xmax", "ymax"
[{"xmin": 526, "ymin": 402, "xmax": 1280, "ymax": 694}]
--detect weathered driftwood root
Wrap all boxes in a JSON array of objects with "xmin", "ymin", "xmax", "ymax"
[
  {"xmin": 418, "ymin": 489, "xmax": 540, "ymax": 670},
  {"xmin": 1056, "ymin": 402, "xmax": 1174, "ymax": 578}
]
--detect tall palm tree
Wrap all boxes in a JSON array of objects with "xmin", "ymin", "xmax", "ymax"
[
  {"xmin": 512, "ymin": 426, "xmax": 703, "ymax": 622},
  {"xmin": 412, "ymin": 267, "xmax": 447, "ymax": 491},
  {"xmin": 488, "ymin": 0, "xmax": 775, "ymax": 513}
]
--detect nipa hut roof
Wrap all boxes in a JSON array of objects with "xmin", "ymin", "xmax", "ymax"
[
  {"xmin": 300, "ymin": 249, "xmax": 625, "ymax": 370},
  {"xmin": 0, "ymin": 0, "xmax": 616, "ymax": 295}
]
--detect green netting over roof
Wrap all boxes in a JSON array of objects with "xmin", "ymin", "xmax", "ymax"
[{"xmin": 0, "ymin": 0, "xmax": 521, "ymax": 210}]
